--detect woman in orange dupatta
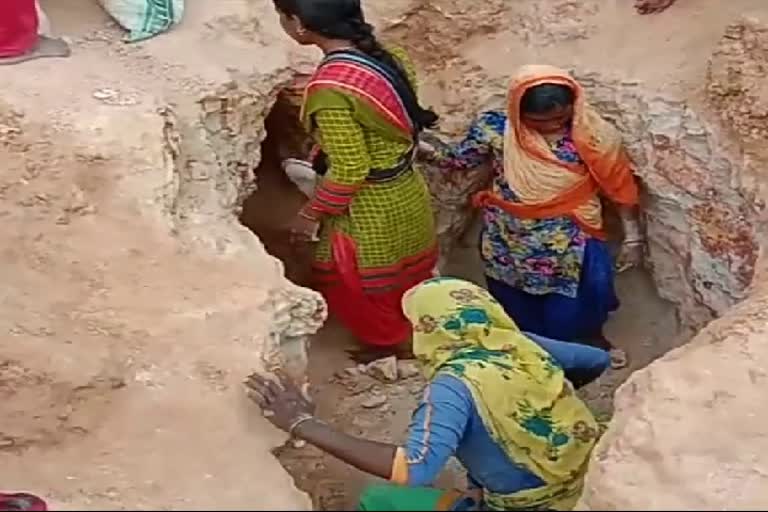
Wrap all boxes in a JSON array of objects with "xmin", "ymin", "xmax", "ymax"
[{"xmin": 423, "ymin": 65, "xmax": 643, "ymax": 363}]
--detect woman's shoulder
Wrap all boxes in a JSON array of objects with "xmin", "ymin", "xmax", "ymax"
[
  {"xmin": 386, "ymin": 46, "xmax": 417, "ymax": 83},
  {"xmin": 429, "ymin": 372, "xmax": 474, "ymax": 401}
]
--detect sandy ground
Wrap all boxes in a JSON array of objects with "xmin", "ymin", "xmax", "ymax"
[{"xmin": 276, "ymin": 233, "xmax": 681, "ymax": 510}]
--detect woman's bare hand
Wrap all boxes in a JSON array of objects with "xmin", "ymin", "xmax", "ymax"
[
  {"xmin": 616, "ymin": 241, "xmax": 644, "ymax": 273},
  {"xmin": 634, "ymin": 0, "xmax": 677, "ymax": 14},
  {"xmin": 286, "ymin": 213, "xmax": 320, "ymax": 244},
  {"xmin": 244, "ymin": 371, "xmax": 315, "ymax": 434}
]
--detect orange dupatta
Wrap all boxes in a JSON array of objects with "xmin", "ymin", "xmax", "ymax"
[{"xmin": 472, "ymin": 64, "xmax": 638, "ymax": 239}]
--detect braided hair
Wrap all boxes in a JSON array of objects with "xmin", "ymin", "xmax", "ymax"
[{"xmin": 273, "ymin": 0, "xmax": 438, "ymax": 130}]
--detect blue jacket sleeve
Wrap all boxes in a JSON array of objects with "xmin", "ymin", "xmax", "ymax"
[
  {"xmin": 523, "ymin": 331, "xmax": 611, "ymax": 387},
  {"xmin": 400, "ymin": 375, "xmax": 473, "ymax": 487}
]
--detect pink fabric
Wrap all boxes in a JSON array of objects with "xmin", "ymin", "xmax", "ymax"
[{"xmin": 0, "ymin": 0, "xmax": 38, "ymax": 58}]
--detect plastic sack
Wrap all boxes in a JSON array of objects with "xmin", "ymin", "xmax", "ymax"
[{"xmin": 96, "ymin": 0, "xmax": 184, "ymax": 42}]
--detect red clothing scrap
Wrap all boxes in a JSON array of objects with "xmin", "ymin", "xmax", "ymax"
[{"xmin": 0, "ymin": 0, "xmax": 39, "ymax": 58}]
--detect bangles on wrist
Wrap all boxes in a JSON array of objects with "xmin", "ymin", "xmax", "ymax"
[
  {"xmin": 288, "ymin": 414, "xmax": 316, "ymax": 436},
  {"xmin": 297, "ymin": 210, "xmax": 319, "ymax": 223}
]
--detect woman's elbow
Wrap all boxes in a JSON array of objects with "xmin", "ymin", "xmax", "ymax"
[{"xmin": 567, "ymin": 350, "xmax": 610, "ymax": 389}]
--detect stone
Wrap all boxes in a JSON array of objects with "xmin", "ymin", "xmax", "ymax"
[
  {"xmin": 396, "ymin": 360, "xmax": 421, "ymax": 379},
  {"xmin": 360, "ymin": 394, "xmax": 388, "ymax": 409},
  {"xmin": 366, "ymin": 356, "xmax": 399, "ymax": 383}
]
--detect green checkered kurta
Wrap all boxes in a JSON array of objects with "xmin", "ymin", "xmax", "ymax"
[{"xmin": 306, "ymin": 50, "xmax": 437, "ymax": 285}]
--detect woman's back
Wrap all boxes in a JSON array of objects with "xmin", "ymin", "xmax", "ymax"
[{"xmin": 397, "ymin": 331, "xmax": 609, "ymax": 503}]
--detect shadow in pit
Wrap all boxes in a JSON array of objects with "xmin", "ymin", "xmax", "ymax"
[{"xmin": 239, "ymin": 91, "xmax": 315, "ymax": 286}]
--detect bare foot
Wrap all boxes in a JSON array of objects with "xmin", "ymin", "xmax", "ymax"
[
  {"xmin": 609, "ymin": 348, "xmax": 629, "ymax": 369},
  {"xmin": 634, "ymin": 0, "xmax": 677, "ymax": 14},
  {"xmin": 0, "ymin": 36, "xmax": 71, "ymax": 66}
]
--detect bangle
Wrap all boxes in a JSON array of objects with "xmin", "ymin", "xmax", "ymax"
[
  {"xmin": 288, "ymin": 414, "xmax": 315, "ymax": 436},
  {"xmin": 621, "ymin": 220, "xmax": 642, "ymax": 239},
  {"xmin": 622, "ymin": 238, "xmax": 645, "ymax": 246},
  {"xmin": 298, "ymin": 209, "xmax": 319, "ymax": 223}
]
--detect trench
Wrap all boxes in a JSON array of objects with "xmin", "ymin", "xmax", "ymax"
[{"xmin": 239, "ymin": 92, "xmax": 683, "ymax": 510}]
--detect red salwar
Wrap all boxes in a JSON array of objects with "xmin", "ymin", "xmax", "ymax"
[
  {"xmin": 316, "ymin": 232, "xmax": 437, "ymax": 347},
  {"xmin": 0, "ymin": 0, "xmax": 38, "ymax": 58}
]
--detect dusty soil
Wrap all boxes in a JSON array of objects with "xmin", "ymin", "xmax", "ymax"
[{"xmin": 276, "ymin": 235, "xmax": 681, "ymax": 509}]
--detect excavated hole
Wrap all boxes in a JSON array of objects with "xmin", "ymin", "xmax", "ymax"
[
  {"xmin": 239, "ymin": 92, "xmax": 315, "ymax": 287},
  {"xmin": 240, "ymin": 91, "xmax": 683, "ymax": 510}
]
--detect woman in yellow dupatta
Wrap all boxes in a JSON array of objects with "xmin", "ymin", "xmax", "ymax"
[
  {"xmin": 423, "ymin": 65, "xmax": 642, "ymax": 364},
  {"xmin": 245, "ymin": 277, "xmax": 606, "ymax": 511}
]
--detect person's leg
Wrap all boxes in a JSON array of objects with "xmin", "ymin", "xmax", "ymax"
[
  {"xmin": 0, "ymin": 0, "xmax": 70, "ymax": 66},
  {"xmin": 358, "ymin": 484, "xmax": 460, "ymax": 511},
  {"xmin": 571, "ymin": 239, "xmax": 628, "ymax": 367},
  {"xmin": 485, "ymin": 275, "xmax": 547, "ymax": 334}
]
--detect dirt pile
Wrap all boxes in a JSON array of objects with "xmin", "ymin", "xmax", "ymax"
[{"xmin": 0, "ymin": 0, "xmax": 324, "ymax": 508}]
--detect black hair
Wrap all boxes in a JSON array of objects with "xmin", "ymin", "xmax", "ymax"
[
  {"xmin": 520, "ymin": 84, "xmax": 574, "ymax": 115},
  {"xmin": 273, "ymin": 0, "xmax": 438, "ymax": 130}
]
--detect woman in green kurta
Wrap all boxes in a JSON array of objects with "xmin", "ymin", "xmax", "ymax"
[{"xmin": 274, "ymin": 0, "xmax": 439, "ymax": 359}]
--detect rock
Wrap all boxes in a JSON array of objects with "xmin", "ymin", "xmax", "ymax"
[
  {"xmin": 344, "ymin": 366, "xmax": 361, "ymax": 377},
  {"xmin": 361, "ymin": 394, "xmax": 388, "ymax": 409},
  {"xmin": 353, "ymin": 383, "xmax": 377, "ymax": 396},
  {"xmin": 396, "ymin": 360, "xmax": 421, "ymax": 379},
  {"xmin": 578, "ymin": 284, "xmax": 768, "ymax": 510},
  {"xmin": 366, "ymin": 356, "xmax": 399, "ymax": 382}
]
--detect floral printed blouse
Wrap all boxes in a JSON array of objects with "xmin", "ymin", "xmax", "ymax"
[{"xmin": 430, "ymin": 111, "xmax": 587, "ymax": 298}]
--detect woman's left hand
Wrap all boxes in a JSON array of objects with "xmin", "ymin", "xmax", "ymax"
[
  {"xmin": 616, "ymin": 240, "xmax": 644, "ymax": 273},
  {"xmin": 244, "ymin": 371, "xmax": 315, "ymax": 434},
  {"xmin": 286, "ymin": 213, "xmax": 320, "ymax": 244}
]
